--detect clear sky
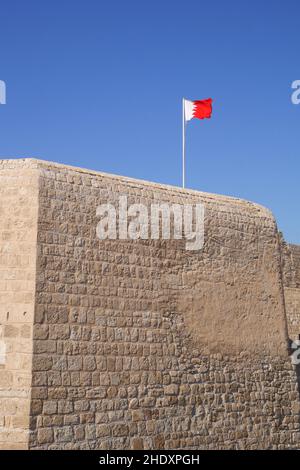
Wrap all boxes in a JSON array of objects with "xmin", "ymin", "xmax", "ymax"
[{"xmin": 0, "ymin": 0, "xmax": 299, "ymax": 243}]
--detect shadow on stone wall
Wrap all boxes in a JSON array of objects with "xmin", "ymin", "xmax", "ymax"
[{"xmin": 288, "ymin": 337, "xmax": 300, "ymax": 401}]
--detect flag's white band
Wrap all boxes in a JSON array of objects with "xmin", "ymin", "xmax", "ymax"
[{"xmin": 184, "ymin": 99, "xmax": 196, "ymax": 121}]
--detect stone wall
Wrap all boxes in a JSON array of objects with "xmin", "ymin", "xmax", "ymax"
[
  {"xmin": 0, "ymin": 158, "xmax": 300, "ymax": 449},
  {"xmin": 281, "ymin": 242, "xmax": 300, "ymax": 341},
  {"xmin": 0, "ymin": 162, "xmax": 39, "ymax": 449}
]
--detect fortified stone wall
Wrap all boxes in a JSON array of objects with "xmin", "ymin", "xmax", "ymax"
[
  {"xmin": 281, "ymin": 242, "xmax": 300, "ymax": 341},
  {"xmin": 0, "ymin": 159, "xmax": 300, "ymax": 450},
  {"xmin": 0, "ymin": 162, "xmax": 39, "ymax": 449}
]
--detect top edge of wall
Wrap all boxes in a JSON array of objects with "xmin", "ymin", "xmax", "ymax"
[{"xmin": 0, "ymin": 157, "xmax": 274, "ymax": 220}]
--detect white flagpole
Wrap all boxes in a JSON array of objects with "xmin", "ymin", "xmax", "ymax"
[{"xmin": 182, "ymin": 98, "xmax": 186, "ymax": 188}]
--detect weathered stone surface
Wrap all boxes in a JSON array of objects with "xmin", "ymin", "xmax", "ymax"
[
  {"xmin": 0, "ymin": 158, "xmax": 299, "ymax": 450},
  {"xmin": 0, "ymin": 161, "xmax": 39, "ymax": 449},
  {"xmin": 281, "ymin": 241, "xmax": 300, "ymax": 341}
]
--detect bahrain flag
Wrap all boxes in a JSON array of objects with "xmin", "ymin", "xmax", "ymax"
[{"xmin": 184, "ymin": 98, "xmax": 213, "ymax": 121}]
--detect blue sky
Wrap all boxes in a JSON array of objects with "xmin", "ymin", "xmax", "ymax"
[{"xmin": 0, "ymin": 0, "xmax": 299, "ymax": 242}]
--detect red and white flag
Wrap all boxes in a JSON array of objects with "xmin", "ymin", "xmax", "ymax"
[
  {"xmin": 182, "ymin": 97, "xmax": 213, "ymax": 188},
  {"xmin": 184, "ymin": 98, "xmax": 213, "ymax": 121}
]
